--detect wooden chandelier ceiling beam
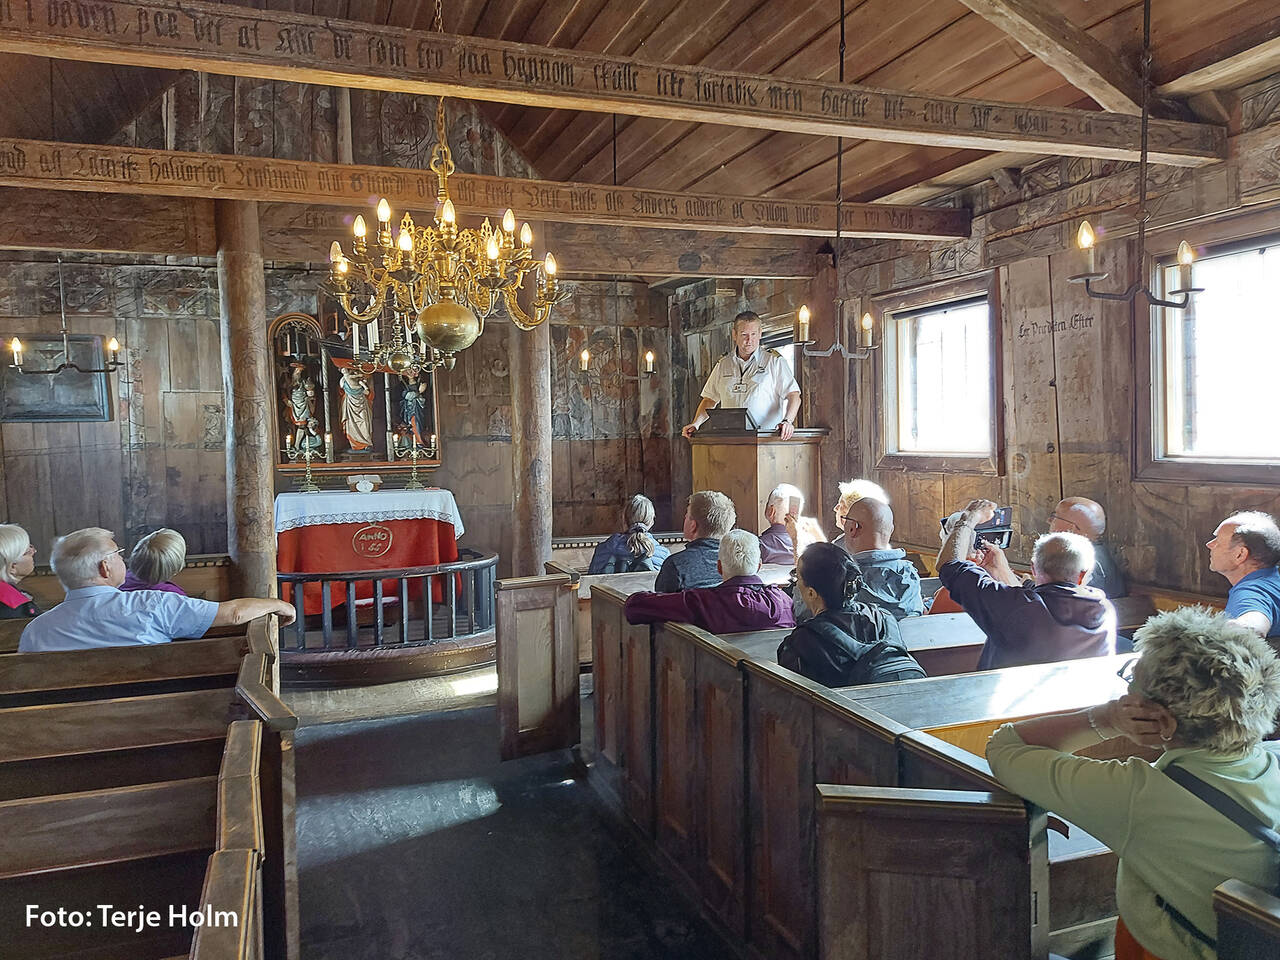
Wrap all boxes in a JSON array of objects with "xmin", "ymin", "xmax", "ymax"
[
  {"xmin": 0, "ymin": 188, "xmax": 823, "ymax": 278},
  {"xmin": 0, "ymin": 0, "xmax": 1223, "ymax": 165},
  {"xmin": 953, "ymin": 0, "xmax": 1144, "ymax": 115},
  {"xmin": 0, "ymin": 135, "xmax": 970, "ymax": 239}
]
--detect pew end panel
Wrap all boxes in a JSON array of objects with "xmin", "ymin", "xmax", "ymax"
[
  {"xmin": 656, "ymin": 623, "xmax": 756, "ymax": 938},
  {"xmin": 1215, "ymin": 878, "xmax": 1280, "ymax": 959},
  {"xmin": 496, "ymin": 574, "xmax": 579, "ymax": 761},
  {"xmin": 744, "ymin": 659, "xmax": 820, "ymax": 960},
  {"xmin": 588, "ymin": 583, "xmax": 625, "ymax": 809},
  {"xmin": 815, "ymin": 785, "xmax": 1044, "ymax": 960}
]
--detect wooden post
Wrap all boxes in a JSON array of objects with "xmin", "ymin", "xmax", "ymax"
[
  {"xmin": 509, "ymin": 317, "xmax": 552, "ymax": 578},
  {"xmin": 216, "ymin": 199, "xmax": 277, "ymax": 598}
]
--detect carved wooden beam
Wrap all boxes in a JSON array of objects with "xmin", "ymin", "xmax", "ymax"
[
  {"xmin": 954, "ymin": 0, "xmax": 1144, "ymax": 115},
  {"xmin": 0, "ymin": 0, "xmax": 1223, "ymax": 165},
  {"xmin": 0, "ymin": 188, "xmax": 821, "ymax": 277},
  {"xmin": 1158, "ymin": 36, "xmax": 1280, "ymax": 97},
  {"xmin": 0, "ymin": 135, "xmax": 969, "ymax": 239}
]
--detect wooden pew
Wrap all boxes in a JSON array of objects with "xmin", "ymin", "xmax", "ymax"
[
  {"xmin": 0, "ymin": 615, "xmax": 30, "ymax": 653},
  {"xmin": 1215, "ymin": 878, "xmax": 1280, "ymax": 959},
  {"xmin": 0, "ymin": 719, "xmax": 265, "ymax": 960},
  {"xmin": 816, "ymin": 785, "xmax": 1044, "ymax": 960},
  {"xmin": 832, "ymin": 655, "xmax": 1139, "ymax": 960},
  {"xmin": 0, "ymin": 632, "xmax": 262, "ymax": 707},
  {"xmin": 0, "ymin": 633, "xmax": 296, "ymax": 960}
]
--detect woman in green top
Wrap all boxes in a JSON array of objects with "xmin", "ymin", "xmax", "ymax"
[{"xmin": 986, "ymin": 606, "xmax": 1280, "ymax": 960}]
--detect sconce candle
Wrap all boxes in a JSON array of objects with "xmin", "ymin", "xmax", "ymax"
[
  {"xmin": 579, "ymin": 348, "xmax": 590, "ymax": 372},
  {"xmin": 795, "ymin": 305, "xmax": 811, "ymax": 344},
  {"xmin": 1176, "ymin": 240, "xmax": 1195, "ymax": 291},
  {"xmin": 107, "ymin": 337, "xmax": 120, "ymax": 362},
  {"xmin": 1076, "ymin": 220, "xmax": 1097, "ymax": 275},
  {"xmin": 859, "ymin": 313, "xmax": 874, "ymax": 349},
  {"xmin": 10, "ymin": 337, "xmax": 23, "ymax": 367},
  {"xmin": 644, "ymin": 350, "xmax": 655, "ymax": 375}
]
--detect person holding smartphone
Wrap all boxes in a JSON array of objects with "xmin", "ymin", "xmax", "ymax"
[{"xmin": 937, "ymin": 499, "xmax": 1116, "ymax": 670}]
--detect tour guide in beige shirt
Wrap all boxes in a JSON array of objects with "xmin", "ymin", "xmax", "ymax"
[
  {"xmin": 682, "ymin": 311, "xmax": 800, "ymax": 440},
  {"xmin": 986, "ymin": 607, "xmax": 1280, "ymax": 960}
]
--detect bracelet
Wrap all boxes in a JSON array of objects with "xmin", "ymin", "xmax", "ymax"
[{"xmin": 1087, "ymin": 705, "xmax": 1116, "ymax": 741}]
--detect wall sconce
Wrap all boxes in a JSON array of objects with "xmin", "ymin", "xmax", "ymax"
[
  {"xmin": 577, "ymin": 344, "xmax": 658, "ymax": 379},
  {"xmin": 794, "ymin": 300, "xmax": 877, "ymax": 360}
]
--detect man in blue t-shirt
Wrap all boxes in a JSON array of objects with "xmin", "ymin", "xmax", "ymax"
[{"xmin": 1207, "ymin": 511, "xmax": 1280, "ymax": 639}]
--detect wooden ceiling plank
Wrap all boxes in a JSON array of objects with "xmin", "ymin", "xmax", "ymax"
[
  {"xmin": 0, "ymin": 0, "xmax": 1224, "ymax": 164},
  {"xmin": 534, "ymin": 0, "xmax": 767, "ymax": 181},
  {"xmin": 1158, "ymin": 30, "xmax": 1280, "ymax": 96},
  {"xmin": 0, "ymin": 133, "xmax": 972, "ymax": 240},
  {"xmin": 953, "ymin": 0, "xmax": 1143, "ymax": 113}
]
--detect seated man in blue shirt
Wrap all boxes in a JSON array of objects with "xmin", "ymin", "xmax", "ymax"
[
  {"xmin": 1207, "ymin": 511, "xmax": 1280, "ymax": 639},
  {"xmin": 654, "ymin": 491, "xmax": 736, "ymax": 592},
  {"xmin": 20, "ymin": 527, "xmax": 296, "ymax": 653},
  {"xmin": 938, "ymin": 500, "xmax": 1115, "ymax": 670}
]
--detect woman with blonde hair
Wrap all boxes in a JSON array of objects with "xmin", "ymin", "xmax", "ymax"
[
  {"xmin": 0, "ymin": 523, "xmax": 39, "ymax": 618},
  {"xmin": 122, "ymin": 528, "xmax": 189, "ymax": 595},
  {"xmin": 988, "ymin": 607, "xmax": 1280, "ymax": 960},
  {"xmin": 588, "ymin": 495, "xmax": 672, "ymax": 574}
]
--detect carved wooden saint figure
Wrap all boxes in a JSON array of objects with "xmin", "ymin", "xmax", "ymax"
[
  {"xmin": 285, "ymin": 363, "xmax": 317, "ymax": 447},
  {"xmin": 399, "ymin": 377, "xmax": 430, "ymax": 443},
  {"xmin": 339, "ymin": 367, "xmax": 374, "ymax": 453}
]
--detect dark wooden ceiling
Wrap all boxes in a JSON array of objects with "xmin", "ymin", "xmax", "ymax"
[{"xmin": 4, "ymin": 0, "xmax": 1279, "ymax": 203}]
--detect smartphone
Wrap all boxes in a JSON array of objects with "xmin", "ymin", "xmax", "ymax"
[
  {"xmin": 787, "ymin": 495, "xmax": 802, "ymax": 517},
  {"xmin": 975, "ymin": 528, "xmax": 1013, "ymax": 549}
]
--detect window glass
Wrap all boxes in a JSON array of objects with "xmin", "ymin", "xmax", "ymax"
[
  {"xmin": 1158, "ymin": 242, "xmax": 1280, "ymax": 461},
  {"xmin": 891, "ymin": 299, "xmax": 991, "ymax": 455}
]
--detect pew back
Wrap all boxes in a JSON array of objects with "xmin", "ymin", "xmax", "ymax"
[{"xmin": 1215, "ymin": 878, "xmax": 1280, "ymax": 960}]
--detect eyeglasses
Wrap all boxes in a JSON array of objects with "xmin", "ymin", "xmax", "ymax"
[
  {"xmin": 1051, "ymin": 513, "xmax": 1081, "ymax": 532},
  {"xmin": 1117, "ymin": 657, "xmax": 1138, "ymax": 684}
]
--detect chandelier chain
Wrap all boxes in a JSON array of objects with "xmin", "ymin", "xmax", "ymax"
[{"xmin": 433, "ymin": 0, "xmax": 443, "ymax": 32}]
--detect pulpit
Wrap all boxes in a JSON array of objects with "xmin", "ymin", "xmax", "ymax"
[{"xmin": 689, "ymin": 428, "xmax": 827, "ymax": 533}]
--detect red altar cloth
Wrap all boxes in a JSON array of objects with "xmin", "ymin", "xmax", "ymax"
[{"xmin": 274, "ymin": 490, "xmax": 463, "ymax": 616}]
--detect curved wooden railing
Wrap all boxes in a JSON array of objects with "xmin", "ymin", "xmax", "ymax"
[{"xmin": 275, "ymin": 548, "xmax": 498, "ymax": 654}]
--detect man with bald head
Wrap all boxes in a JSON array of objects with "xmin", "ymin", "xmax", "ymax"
[
  {"xmin": 1049, "ymin": 496, "xmax": 1126, "ymax": 599},
  {"xmin": 791, "ymin": 495, "xmax": 923, "ymax": 622}
]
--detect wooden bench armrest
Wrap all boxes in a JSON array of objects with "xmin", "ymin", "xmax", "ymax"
[
  {"xmin": 190, "ymin": 848, "xmax": 262, "ymax": 960},
  {"xmin": 235, "ymin": 654, "xmax": 298, "ymax": 732}
]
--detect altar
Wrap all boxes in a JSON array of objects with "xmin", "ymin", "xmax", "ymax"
[{"xmin": 275, "ymin": 488, "xmax": 464, "ymax": 615}]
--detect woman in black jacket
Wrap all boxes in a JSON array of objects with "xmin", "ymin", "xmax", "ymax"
[{"xmin": 777, "ymin": 542, "xmax": 925, "ymax": 687}]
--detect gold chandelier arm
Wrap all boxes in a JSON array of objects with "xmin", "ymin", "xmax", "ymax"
[
  {"xmin": 502, "ymin": 287, "xmax": 551, "ymax": 330},
  {"xmin": 336, "ymin": 288, "xmax": 386, "ymax": 323}
]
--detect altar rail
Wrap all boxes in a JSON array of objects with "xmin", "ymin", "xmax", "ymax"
[{"xmin": 274, "ymin": 548, "xmax": 497, "ymax": 656}]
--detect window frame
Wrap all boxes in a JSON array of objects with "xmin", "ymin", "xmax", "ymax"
[
  {"xmin": 873, "ymin": 273, "xmax": 1004, "ymax": 476},
  {"xmin": 1136, "ymin": 226, "xmax": 1280, "ymax": 486},
  {"xmin": 761, "ymin": 318, "xmax": 802, "ymax": 417}
]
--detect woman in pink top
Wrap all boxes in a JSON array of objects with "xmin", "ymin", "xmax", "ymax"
[
  {"xmin": 122, "ymin": 528, "xmax": 188, "ymax": 595},
  {"xmin": 0, "ymin": 523, "xmax": 39, "ymax": 617}
]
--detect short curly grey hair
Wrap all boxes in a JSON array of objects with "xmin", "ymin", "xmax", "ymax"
[{"xmin": 1134, "ymin": 606, "xmax": 1280, "ymax": 753}]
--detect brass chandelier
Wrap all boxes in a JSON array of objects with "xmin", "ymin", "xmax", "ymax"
[{"xmin": 326, "ymin": 98, "xmax": 565, "ymax": 375}]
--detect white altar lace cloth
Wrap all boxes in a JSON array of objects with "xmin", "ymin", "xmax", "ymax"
[{"xmin": 274, "ymin": 489, "xmax": 465, "ymax": 535}]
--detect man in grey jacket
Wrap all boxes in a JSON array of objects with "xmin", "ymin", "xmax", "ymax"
[{"xmin": 793, "ymin": 496, "xmax": 924, "ymax": 622}]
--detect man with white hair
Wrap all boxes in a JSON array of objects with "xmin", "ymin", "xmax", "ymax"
[
  {"xmin": 937, "ymin": 500, "xmax": 1115, "ymax": 670},
  {"xmin": 19, "ymin": 527, "xmax": 296, "ymax": 653},
  {"xmin": 1207, "ymin": 510, "xmax": 1280, "ymax": 638},
  {"xmin": 625, "ymin": 529, "xmax": 795, "ymax": 634},
  {"xmin": 759, "ymin": 483, "xmax": 804, "ymax": 565}
]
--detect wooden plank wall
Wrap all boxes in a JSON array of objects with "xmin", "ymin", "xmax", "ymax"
[{"xmin": 820, "ymin": 80, "xmax": 1280, "ymax": 597}]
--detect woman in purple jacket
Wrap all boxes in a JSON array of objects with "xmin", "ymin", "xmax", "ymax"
[{"xmin": 122, "ymin": 528, "xmax": 188, "ymax": 595}]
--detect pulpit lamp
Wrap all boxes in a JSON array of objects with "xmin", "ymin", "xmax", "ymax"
[
  {"xmin": 502, "ymin": 209, "xmax": 516, "ymax": 235},
  {"xmin": 1175, "ymin": 240, "xmax": 1195, "ymax": 293},
  {"xmin": 520, "ymin": 223, "xmax": 533, "ymax": 247},
  {"xmin": 9, "ymin": 337, "xmax": 21, "ymax": 367},
  {"xmin": 579, "ymin": 348, "xmax": 590, "ymax": 372},
  {"xmin": 644, "ymin": 350, "xmax": 655, "ymax": 375},
  {"xmin": 795, "ymin": 305, "xmax": 811, "ymax": 344},
  {"xmin": 859, "ymin": 313, "xmax": 874, "ymax": 349}
]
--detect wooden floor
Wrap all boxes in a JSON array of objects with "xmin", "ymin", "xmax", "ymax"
[{"xmin": 294, "ymin": 701, "xmax": 730, "ymax": 960}]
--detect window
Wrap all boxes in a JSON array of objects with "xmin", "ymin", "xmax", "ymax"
[
  {"xmin": 887, "ymin": 296, "xmax": 993, "ymax": 456},
  {"xmin": 1155, "ymin": 238, "xmax": 1280, "ymax": 464}
]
